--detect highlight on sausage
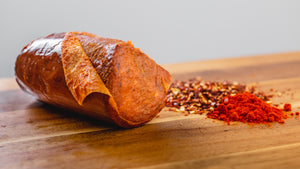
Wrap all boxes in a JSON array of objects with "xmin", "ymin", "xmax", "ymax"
[{"xmin": 15, "ymin": 32, "xmax": 172, "ymax": 128}]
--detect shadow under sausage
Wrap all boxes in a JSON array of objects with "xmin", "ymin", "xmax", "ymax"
[{"xmin": 26, "ymin": 100, "xmax": 119, "ymax": 129}]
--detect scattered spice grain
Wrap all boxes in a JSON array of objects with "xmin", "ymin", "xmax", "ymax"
[{"xmin": 284, "ymin": 103, "xmax": 292, "ymax": 111}]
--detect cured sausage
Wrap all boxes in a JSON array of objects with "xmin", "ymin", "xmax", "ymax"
[{"xmin": 15, "ymin": 32, "xmax": 172, "ymax": 128}]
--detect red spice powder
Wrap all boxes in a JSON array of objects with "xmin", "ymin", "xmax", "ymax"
[
  {"xmin": 207, "ymin": 92, "xmax": 288, "ymax": 124},
  {"xmin": 283, "ymin": 103, "xmax": 292, "ymax": 111},
  {"xmin": 296, "ymin": 112, "xmax": 300, "ymax": 116}
]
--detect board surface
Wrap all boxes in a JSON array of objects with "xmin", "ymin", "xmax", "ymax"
[{"xmin": 1, "ymin": 51, "xmax": 300, "ymax": 169}]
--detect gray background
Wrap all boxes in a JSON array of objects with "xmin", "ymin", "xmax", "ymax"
[{"xmin": 1, "ymin": 0, "xmax": 300, "ymax": 78}]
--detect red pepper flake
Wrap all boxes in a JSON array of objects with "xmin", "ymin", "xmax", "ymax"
[
  {"xmin": 207, "ymin": 92, "xmax": 288, "ymax": 124},
  {"xmin": 1, "ymin": 125, "xmax": 6, "ymax": 128},
  {"xmin": 283, "ymin": 103, "xmax": 292, "ymax": 111},
  {"xmin": 296, "ymin": 112, "xmax": 299, "ymax": 115},
  {"xmin": 291, "ymin": 112, "xmax": 294, "ymax": 116}
]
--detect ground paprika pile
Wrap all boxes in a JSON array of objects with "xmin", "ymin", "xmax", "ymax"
[{"xmin": 207, "ymin": 92, "xmax": 288, "ymax": 124}]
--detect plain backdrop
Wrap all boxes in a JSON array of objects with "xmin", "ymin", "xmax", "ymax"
[{"xmin": 1, "ymin": 0, "xmax": 300, "ymax": 78}]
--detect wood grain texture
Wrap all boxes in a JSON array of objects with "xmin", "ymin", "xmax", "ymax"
[{"xmin": 1, "ymin": 51, "xmax": 300, "ymax": 169}]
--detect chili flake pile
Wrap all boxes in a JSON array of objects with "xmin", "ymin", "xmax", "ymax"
[
  {"xmin": 166, "ymin": 78, "xmax": 271, "ymax": 115},
  {"xmin": 166, "ymin": 78, "xmax": 294, "ymax": 125}
]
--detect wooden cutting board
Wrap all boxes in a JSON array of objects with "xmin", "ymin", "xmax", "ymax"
[{"xmin": 1, "ymin": 51, "xmax": 300, "ymax": 169}]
